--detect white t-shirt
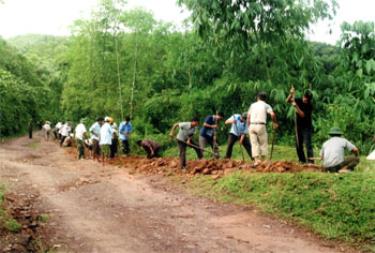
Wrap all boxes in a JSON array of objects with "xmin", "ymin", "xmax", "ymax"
[
  {"xmin": 43, "ymin": 124, "xmax": 51, "ymax": 131},
  {"xmin": 176, "ymin": 122, "xmax": 196, "ymax": 142},
  {"xmin": 227, "ymin": 114, "xmax": 247, "ymax": 136},
  {"xmin": 75, "ymin": 123, "xmax": 87, "ymax": 141},
  {"xmin": 89, "ymin": 122, "xmax": 101, "ymax": 140},
  {"xmin": 60, "ymin": 124, "xmax": 71, "ymax": 137},
  {"xmin": 367, "ymin": 150, "xmax": 375, "ymax": 160},
  {"xmin": 320, "ymin": 137, "xmax": 356, "ymax": 168},
  {"xmin": 55, "ymin": 122, "xmax": 62, "ymax": 130},
  {"xmin": 248, "ymin": 100, "xmax": 273, "ymax": 124},
  {"xmin": 99, "ymin": 122, "xmax": 113, "ymax": 145}
]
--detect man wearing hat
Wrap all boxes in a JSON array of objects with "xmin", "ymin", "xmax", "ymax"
[
  {"xmin": 89, "ymin": 117, "xmax": 104, "ymax": 160},
  {"xmin": 75, "ymin": 118, "xmax": 88, "ymax": 159},
  {"xmin": 100, "ymin": 117, "xmax": 114, "ymax": 163},
  {"xmin": 224, "ymin": 113, "xmax": 252, "ymax": 159},
  {"xmin": 320, "ymin": 127, "xmax": 359, "ymax": 172}
]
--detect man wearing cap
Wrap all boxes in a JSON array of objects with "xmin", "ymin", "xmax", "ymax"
[
  {"xmin": 247, "ymin": 92, "xmax": 278, "ymax": 165},
  {"xmin": 320, "ymin": 127, "xmax": 359, "ymax": 172},
  {"xmin": 75, "ymin": 119, "xmax": 88, "ymax": 159},
  {"xmin": 287, "ymin": 87, "xmax": 314, "ymax": 163},
  {"xmin": 199, "ymin": 112, "xmax": 224, "ymax": 159},
  {"xmin": 89, "ymin": 117, "xmax": 104, "ymax": 160},
  {"xmin": 170, "ymin": 118, "xmax": 203, "ymax": 169},
  {"xmin": 224, "ymin": 113, "xmax": 252, "ymax": 159},
  {"xmin": 100, "ymin": 117, "xmax": 114, "ymax": 163}
]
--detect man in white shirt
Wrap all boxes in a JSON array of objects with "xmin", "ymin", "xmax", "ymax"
[
  {"xmin": 89, "ymin": 117, "xmax": 104, "ymax": 160},
  {"xmin": 42, "ymin": 121, "xmax": 52, "ymax": 141},
  {"xmin": 75, "ymin": 119, "xmax": 88, "ymax": 159},
  {"xmin": 54, "ymin": 121, "xmax": 63, "ymax": 140},
  {"xmin": 320, "ymin": 127, "xmax": 359, "ymax": 172},
  {"xmin": 60, "ymin": 122, "xmax": 72, "ymax": 147},
  {"xmin": 247, "ymin": 92, "xmax": 278, "ymax": 165},
  {"xmin": 100, "ymin": 117, "xmax": 114, "ymax": 163}
]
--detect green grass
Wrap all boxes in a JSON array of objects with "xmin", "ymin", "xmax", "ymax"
[
  {"xmin": 0, "ymin": 185, "xmax": 22, "ymax": 233},
  {"xmin": 188, "ymin": 172, "xmax": 375, "ymax": 248}
]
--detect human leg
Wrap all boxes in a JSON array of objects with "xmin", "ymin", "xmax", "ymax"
[
  {"xmin": 249, "ymin": 126, "xmax": 260, "ymax": 160},
  {"xmin": 304, "ymin": 128, "xmax": 314, "ymax": 163},
  {"xmin": 177, "ymin": 140, "xmax": 187, "ymax": 169},
  {"xmin": 242, "ymin": 136, "xmax": 253, "ymax": 160},
  {"xmin": 190, "ymin": 139, "xmax": 203, "ymax": 159},
  {"xmin": 296, "ymin": 127, "xmax": 306, "ymax": 163},
  {"xmin": 225, "ymin": 134, "xmax": 238, "ymax": 159},
  {"xmin": 258, "ymin": 125, "xmax": 268, "ymax": 159}
]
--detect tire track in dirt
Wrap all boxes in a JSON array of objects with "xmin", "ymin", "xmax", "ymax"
[{"xmin": 0, "ymin": 133, "xmax": 358, "ymax": 253}]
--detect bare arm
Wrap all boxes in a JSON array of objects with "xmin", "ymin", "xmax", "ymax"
[
  {"xmin": 169, "ymin": 123, "xmax": 179, "ymax": 137},
  {"xmin": 292, "ymin": 102, "xmax": 305, "ymax": 118},
  {"xmin": 225, "ymin": 118, "xmax": 235, "ymax": 125},
  {"xmin": 270, "ymin": 112, "xmax": 279, "ymax": 129},
  {"xmin": 351, "ymin": 147, "xmax": 359, "ymax": 156},
  {"xmin": 286, "ymin": 86, "xmax": 295, "ymax": 103},
  {"xmin": 203, "ymin": 122, "xmax": 217, "ymax": 129}
]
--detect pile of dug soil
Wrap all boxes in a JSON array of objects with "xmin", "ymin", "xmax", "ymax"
[
  {"xmin": 0, "ymin": 193, "xmax": 49, "ymax": 253},
  {"xmin": 110, "ymin": 156, "xmax": 323, "ymax": 177}
]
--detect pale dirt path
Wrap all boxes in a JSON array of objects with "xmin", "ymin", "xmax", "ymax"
[{"xmin": 0, "ymin": 133, "xmax": 356, "ymax": 253}]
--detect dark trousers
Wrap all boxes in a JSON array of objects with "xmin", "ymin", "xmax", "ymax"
[
  {"xmin": 60, "ymin": 136, "xmax": 67, "ymax": 147},
  {"xmin": 199, "ymin": 136, "xmax": 220, "ymax": 158},
  {"xmin": 76, "ymin": 139, "xmax": 85, "ymax": 159},
  {"xmin": 177, "ymin": 140, "xmax": 203, "ymax": 169},
  {"xmin": 28, "ymin": 129, "xmax": 32, "ymax": 139},
  {"xmin": 92, "ymin": 139, "xmax": 100, "ymax": 159},
  {"xmin": 225, "ymin": 134, "xmax": 252, "ymax": 159},
  {"xmin": 326, "ymin": 156, "xmax": 360, "ymax": 172},
  {"xmin": 110, "ymin": 139, "xmax": 118, "ymax": 158},
  {"xmin": 122, "ymin": 140, "xmax": 130, "ymax": 154},
  {"xmin": 296, "ymin": 127, "xmax": 314, "ymax": 163}
]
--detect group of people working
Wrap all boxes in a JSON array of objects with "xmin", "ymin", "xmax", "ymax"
[
  {"xmin": 42, "ymin": 116, "xmax": 161, "ymax": 162},
  {"xmin": 40, "ymin": 87, "xmax": 365, "ymax": 173},
  {"xmin": 169, "ymin": 88, "xmax": 361, "ymax": 173}
]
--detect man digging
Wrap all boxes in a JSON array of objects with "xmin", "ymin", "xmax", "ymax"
[
  {"xmin": 169, "ymin": 118, "xmax": 203, "ymax": 170},
  {"xmin": 286, "ymin": 86, "xmax": 314, "ymax": 163},
  {"xmin": 247, "ymin": 92, "xmax": 278, "ymax": 166}
]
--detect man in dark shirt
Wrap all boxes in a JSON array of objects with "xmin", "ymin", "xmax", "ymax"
[
  {"xmin": 199, "ymin": 112, "xmax": 224, "ymax": 159},
  {"xmin": 287, "ymin": 87, "xmax": 314, "ymax": 163},
  {"xmin": 136, "ymin": 140, "xmax": 161, "ymax": 159}
]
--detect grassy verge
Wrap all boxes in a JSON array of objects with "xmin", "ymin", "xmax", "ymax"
[
  {"xmin": 0, "ymin": 185, "xmax": 22, "ymax": 233},
  {"xmin": 187, "ymin": 171, "xmax": 375, "ymax": 249}
]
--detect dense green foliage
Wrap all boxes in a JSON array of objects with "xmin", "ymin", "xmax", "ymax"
[
  {"xmin": 2, "ymin": 0, "xmax": 374, "ymax": 153},
  {"xmin": 189, "ymin": 171, "xmax": 375, "ymax": 245},
  {"xmin": 0, "ymin": 38, "xmax": 49, "ymax": 136}
]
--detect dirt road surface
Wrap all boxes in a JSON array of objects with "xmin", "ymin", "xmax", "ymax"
[{"xmin": 0, "ymin": 133, "xmax": 355, "ymax": 253}]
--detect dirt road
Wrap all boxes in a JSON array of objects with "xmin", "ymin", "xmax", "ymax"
[{"xmin": 0, "ymin": 133, "xmax": 354, "ymax": 253}]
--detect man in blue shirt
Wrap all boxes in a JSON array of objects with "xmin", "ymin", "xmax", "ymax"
[
  {"xmin": 119, "ymin": 116, "xmax": 132, "ymax": 155},
  {"xmin": 199, "ymin": 112, "xmax": 224, "ymax": 159},
  {"xmin": 225, "ymin": 113, "xmax": 252, "ymax": 159}
]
